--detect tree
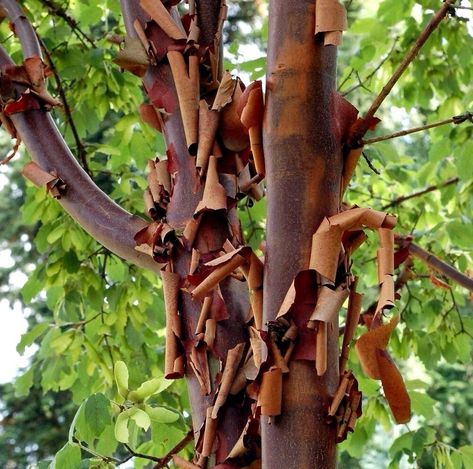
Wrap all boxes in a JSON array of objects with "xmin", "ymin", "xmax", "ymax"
[{"xmin": 0, "ymin": 0, "xmax": 472, "ymax": 468}]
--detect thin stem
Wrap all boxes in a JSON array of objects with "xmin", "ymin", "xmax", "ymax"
[
  {"xmin": 37, "ymin": 33, "xmax": 91, "ymax": 175},
  {"xmin": 363, "ymin": 0, "xmax": 453, "ymax": 123},
  {"xmin": 341, "ymin": 38, "xmax": 398, "ymax": 97},
  {"xmin": 363, "ymin": 112, "xmax": 472, "ymax": 145},
  {"xmin": 151, "ymin": 428, "xmax": 194, "ymax": 469},
  {"xmin": 122, "ymin": 444, "xmax": 161, "ymax": 463},
  {"xmin": 361, "ymin": 151, "xmax": 380, "ymax": 175},
  {"xmin": 348, "ymin": 0, "xmax": 454, "ymax": 146},
  {"xmin": 381, "ymin": 177, "xmax": 459, "ymax": 210},
  {"xmin": 38, "ymin": 0, "xmax": 96, "ymax": 48}
]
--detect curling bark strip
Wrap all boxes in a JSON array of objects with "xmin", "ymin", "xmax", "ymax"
[{"xmin": 120, "ymin": 0, "xmax": 251, "ymax": 463}]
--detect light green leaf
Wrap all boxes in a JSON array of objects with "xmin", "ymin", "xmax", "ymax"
[
  {"xmin": 128, "ymin": 378, "xmax": 164, "ymax": 403},
  {"xmin": 144, "ymin": 405, "xmax": 179, "ymax": 423},
  {"xmin": 130, "ymin": 408, "xmax": 151, "ymax": 431},
  {"xmin": 114, "ymin": 361, "xmax": 129, "ymax": 398},
  {"xmin": 115, "ymin": 409, "xmax": 132, "ymax": 444}
]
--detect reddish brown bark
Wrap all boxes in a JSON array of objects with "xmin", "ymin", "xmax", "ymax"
[
  {"xmin": 262, "ymin": 0, "xmax": 342, "ymax": 466},
  {"xmin": 120, "ymin": 0, "xmax": 251, "ymax": 462}
]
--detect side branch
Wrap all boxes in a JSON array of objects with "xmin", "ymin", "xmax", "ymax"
[
  {"xmin": 0, "ymin": 0, "xmax": 160, "ymax": 273},
  {"xmin": 402, "ymin": 239, "xmax": 473, "ymax": 292},
  {"xmin": 38, "ymin": 0, "xmax": 96, "ymax": 48},
  {"xmin": 381, "ymin": 177, "xmax": 459, "ymax": 210},
  {"xmin": 363, "ymin": 0, "xmax": 453, "ymax": 123},
  {"xmin": 363, "ymin": 112, "xmax": 472, "ymax": 145},
  {"xmin": 37, "ymin": 34, "xmax": 91, "ymax": 175},
  {"xmin": 348, "ymin": 0, "xmax": 454, "ymax": 145}
]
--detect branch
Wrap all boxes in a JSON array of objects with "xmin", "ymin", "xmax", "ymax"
[
  {"xmin": 402, "ymin": 240, "xmax": 473, "ymax": 292},
  {"xmin": 37, "ymin": 33, "xmax": 91, "ymax": 175},
  {"xmin": 0, "ymin": 0, "xmax": 41, "ymax": 57},
  {"xmin": 363, "ymin": 0, "xmax": 453, "ymax": 123},
  {"xmin": 363, "ymin": 112, "xmax": 473, "ymax": 145},
  {"xmin": 381, "ymin": 177, "xmax": 459, "ymax": 210},
  {"xmin": 348, "ymin": 0, "xmax": 454, "ymax": 145},
  {"xmin": 37, "ymin": 0, "xmax": 96, "ymax": 48},
  {"xmin": 151, "ymin": 428, "xmax": 194, "ymax": 469},
  {"xmin": 340, "ymin": 38, "xmax": 398, "ymax": 97},
  {"xmin": 0, "ymin": 2, "xmax": 160, "ymax": 274}
]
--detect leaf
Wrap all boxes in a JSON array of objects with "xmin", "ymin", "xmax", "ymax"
[
  {"xmin": 95, "ymin": 424, "xmax": 118, "ymax": 457},
  {"xmin": 84, "ymin": 393, "xmax": 111, "ymax": 437},
  {"xmin": 144, "ymin": 405, "xmax": 179, "ymax": 423},
  {"xmin": 21, "ymin": 273, "xmax": 43, "ymax": 302},
  {"xmin": 17, "ymin": 322, "xmax": 49, "ymax": 353},
  {"xmin": 453, "ymin": 333, "xmax": 472, "ymax": 364},
  {"xmin": 460, "ymin": 446, "xmax": 473, "ymax": 469},
  {"xmin": 53, "ymin": 443, "xmax": 81, "ymax": 469},
  {"xmin": 128, "ymin": 378, "xmax": 165, "ymax": 403},
  {"xmin": 409, "ymin": 390, "xmax": 436, "ymax": 419},
  {"xmin": 114, "ymin": 361, "xmax": 129, "ymax": 398},
  {"xmin": 14, "ymin": 366, "xmax": 34, "ymax": 397},
  {"xmin": 389, "ymin": 431, "xmax": 413, "ymax": 458},
  {"xmin": 115, "ymin": 409, "xmax": 133, "ymax": 444},
  {"xmin": 130, "ymin": 408, "xmax": 151, "ymax": 431}
]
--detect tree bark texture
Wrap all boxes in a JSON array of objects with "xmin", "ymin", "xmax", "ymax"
[{"xmin": 263, "ymin": 0, "xmax": 341, "ymax": 467}]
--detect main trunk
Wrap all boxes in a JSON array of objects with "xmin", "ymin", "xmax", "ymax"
[{"xmin": 263, "ymin": 1, "xmax": 342, "ymax": 467}]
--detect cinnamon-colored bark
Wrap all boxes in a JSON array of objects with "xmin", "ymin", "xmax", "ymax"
[{"xmin": 262, "ymin": 0, "xmax": 342, "ymax": 466}]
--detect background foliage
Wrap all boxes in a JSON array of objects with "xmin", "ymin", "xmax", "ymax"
[{"xmin": 0, "ymin": 0, "xmax": 472, "ymax": 467}]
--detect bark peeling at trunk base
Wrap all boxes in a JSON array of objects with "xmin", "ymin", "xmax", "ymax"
[{"xmin": 263, "ymin": 1, "xmax": 342, "ymax": 467}]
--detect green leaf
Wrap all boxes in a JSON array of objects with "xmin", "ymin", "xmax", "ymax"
[
  {"xmin": 17, "ymin": 322, "xmax": 49, "ymax": 354},
  {"xmin": 14, "ymin": 366, "xmax": 34, "ymax": 397},
  {"xmin": 144, "ymin": 405, "xmax": 179, "ymax": 423},
  {"xmin": 410, "ymin": 390, "xmax": 436, "ymax": 419},
  {"xmin": 21, "ymin": 273, "xmax": 43, "ymax": 302},
  {"xmin": 114, "ymin": 361, "xmax": 129, "ymax": 398},
  {"xmin": 453, "ymin": 333, "xmax": 472, "ymax": 364},
  {"xmin": 115, "ymin": 409, "xmax": 132, "ymax": 444},
  {"xmin": 455, "ymin": 141, "xmax": 473, "ymax": 182},
  {"xmin": 107, "ymin": 257, "xmax": 128, "ymax": 282},
  {"xmin": 53, "ymin": 443, "xmax": 81, "ymax": 469},
  {"xmin": 95, "ymin": 424, "xmax": 118, "ymax": 457},
  {"xmin": 389, "ymin": 431, "xmax": 414, "ymax": 458},
  {"xmin": 460, "ymin": 446, "xmax": 473, "ymax": 469},
  {"xmin": 128, "ymin": 378, "xmax": 164, "ymax": 403},
  {"xmin": 130, "ymin": 407, "xmax": 151, "ymax": 431},
  {"xmin": 84, "ymin": 393, "xmax": 111, "ymax": 437}
]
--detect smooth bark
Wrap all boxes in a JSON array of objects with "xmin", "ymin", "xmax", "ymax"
[{"xmin": 263, "ymin": 0, "xmax": 341, "ymax": 466}]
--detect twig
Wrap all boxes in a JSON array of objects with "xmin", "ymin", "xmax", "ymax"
[
  {"xmin": 406, "ymin": 241, "xmax": 473, "ymax": 292},
  {"xmin": 38, "ymin": 0, "xmax": 96, "ymax": 48},
  {"xmin": 453, "ymin": 5, "xmax": 473, "ymax": 10},
  {"xmin": 123, "ymin": 444, "xmax": 162, "ymax": 463},
  {"xmin": 151, "ymin": 428, "xmax": 195, "ymax": 469},
  {"xmin": 349, "ymin": 0, "xmax": 454, "ymax": 146},
  {"xmin": 363, "ymin": 0, "xmax": 453, "ymax": 123},
  {"xmin": 361, "ymin": 151, "xmax": 380, "ymax": 175},
  {"xmin": 37, "ymin": 33, "xmax": 91, "ymax": 175},
  {"xmin": 363, "ymin": 112, "xmax": 473, "ymax": 145},
  {"xmin": 381, "ymin": 177, "xmax": 459, "ymax": 210},
  {"xmin": 341, "ymin": 38, "xmax": 398, "ymax": 97}
]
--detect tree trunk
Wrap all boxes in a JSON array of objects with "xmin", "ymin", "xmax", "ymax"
[{"xmin": 263, "ymin": 0, "xmax": 342, "ymax": 466}]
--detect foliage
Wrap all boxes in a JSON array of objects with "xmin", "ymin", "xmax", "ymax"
[{"xmin": 0, "ymin": 0, "xmax": 472, "ymax": 467}]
